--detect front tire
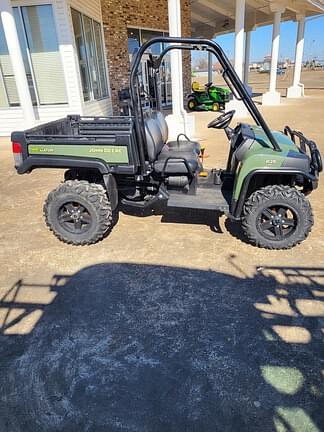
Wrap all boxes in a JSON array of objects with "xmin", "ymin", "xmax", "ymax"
[
  {"xmin": 44, "ymin": 180, "xmax": 113, "ymax": 245},
  {"xmin": 187, "ymin": 97, "xmax": 197, "ymax": 111},
  {"xmin": 242, "ymin": 185, "xmax": 313, "ymax": 249}
]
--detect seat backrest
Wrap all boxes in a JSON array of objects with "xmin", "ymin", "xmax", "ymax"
[
  {"xmin": 192, "ymin": 81, "xmax": 203, "ymax": 92},
  {"xmin": 144, "ymin": 116, "xmax": 164, "ymax": 162},
  {"xmin": 153, "ymin": 111, "xmax": 169, "ymax": 143}
]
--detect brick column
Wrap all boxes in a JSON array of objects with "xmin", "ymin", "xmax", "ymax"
[{"xmin": 101, "ymin": 0, "xmax": 191, "ymax": 114}]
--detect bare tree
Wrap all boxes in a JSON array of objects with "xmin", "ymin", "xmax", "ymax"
[{"xmin": 195, "ymin": 57, "xmax": 208, "ymax": 71}]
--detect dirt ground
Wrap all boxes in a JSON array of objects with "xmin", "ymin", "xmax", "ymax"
[
  {"xmin": 196, "ymin": 68, "xmax": 324, "ymax": 93},
  {"xmin": 0, "ymin": 90, "xmax": 323, "ymax": 431}
]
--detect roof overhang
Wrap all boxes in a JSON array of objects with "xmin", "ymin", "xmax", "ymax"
[{"xmin": 191, "ymin": 0, "xmax": 324, "ymax": 38}]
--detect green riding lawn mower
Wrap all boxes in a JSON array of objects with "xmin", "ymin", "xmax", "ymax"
[
  {"xmin": 12, "ymin": 37, "xmax": 322, "ymax": 249},
  {"xmin": 187, "ymin": 81, "xmax": 232, "ymax": 112}
]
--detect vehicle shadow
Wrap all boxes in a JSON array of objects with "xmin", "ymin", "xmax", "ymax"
[
  {"xmin": 224, "ymin": 217, "xmax": 251, "ymax": 244},
  {"xmin": 0, "ymin": 263, "xmax": 323, "ymax": 432},
  {"xmin": 161, "ymin": 209, "xmax": 254, "ymax": 241},
  {"xmin": 161, "ymin": 207, "xmax": 224, "ymax": 233},
  {"xmin": 121, "ymin": 204, "xmax": 224, "ymax": 233}
]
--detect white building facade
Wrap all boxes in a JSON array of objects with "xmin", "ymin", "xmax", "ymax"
[
  {"xmin": 0, "ymin": 0, "xmax": 113, "ymax": 136},
  {"xmin": 1, "ymin": 0, "xmax": 324, "ymax": 137}
]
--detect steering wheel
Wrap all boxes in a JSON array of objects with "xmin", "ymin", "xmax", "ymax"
[{"xmin": 207, "ymin": 110, "xmax": 235, "ymax": 129}]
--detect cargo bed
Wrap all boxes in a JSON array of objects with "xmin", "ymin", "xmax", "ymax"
[{"xmin": 12, "ymin": 115, "xmax": 140, "ymax": 175}]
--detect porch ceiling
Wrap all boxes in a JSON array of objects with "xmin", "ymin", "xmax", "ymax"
[{"xmin": 191, "ymin": 0, "xmax": 324, "ymax": 38}]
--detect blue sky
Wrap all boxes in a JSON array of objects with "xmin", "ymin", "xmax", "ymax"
[{"xmin": 212, "ymin": 14, "xmax": 324, "ymax": 63}]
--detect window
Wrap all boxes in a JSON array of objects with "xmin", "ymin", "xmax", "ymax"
[
  {"xmin": 127, "ymin": 28, "xmax": 140, "ymax": 58},
  {"xmin": 0, "ymin": 16, "xmax": 19, "ymax": 107},
  {"xmin": 93, "ymin": 21, "xmax": 108, "ymax": 98},
  {"xmin": 127, "ymin": 28, "xmax": 171, "ymax": 106},
  {"xmin": 71, "ymin": 9, "xmax": 108, "ymax": 102},
  {"xmin": 0, "ymin": 5, "xmax": 67, "ymax": 108},
  {"xmin": 20, "ymin": 5, "xmax": 67, "ymax": 105},
  {"xmin": 71, "ymin": 9, "xmax": 90, "ymax": 101},
  {"xmin": 127, "ymin": 28, "xmax": 168, "ymax": 57},
  {"xmin": 141, "ymin": 30, "xmax": 163, "ymax": 55},
  {"xmin": 13, "ymin": 7, "xmax": 37, "ymax": 105}
]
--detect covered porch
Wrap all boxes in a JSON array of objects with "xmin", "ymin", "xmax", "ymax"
[
  {"xmin": 191, "ymin": 0, "xmax": 324, "ymax": 104},
  {"xmin": 165, "ymin": 0, "xmax": 324, "ymax": 135}
]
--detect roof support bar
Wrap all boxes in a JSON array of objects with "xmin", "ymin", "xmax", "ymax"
[{"xmin": 130, "ymin": 37, "xmax": 282, "ymax": 174}]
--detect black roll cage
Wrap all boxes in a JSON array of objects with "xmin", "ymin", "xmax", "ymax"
[{"xmin": 130, "ymin": 37, "xmax": 281, "ymax": 175}]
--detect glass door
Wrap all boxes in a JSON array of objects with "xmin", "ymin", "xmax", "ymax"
[{"xmin": 127, "ymin": 28, "xmax": 171, "ymax": 107}]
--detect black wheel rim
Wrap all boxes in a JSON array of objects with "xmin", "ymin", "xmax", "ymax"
[
  {"xmin": 256, "ymin": 205, "xmax": 298, "ymax": 241},
  {"xmin": 58, "ymin": 202, "xmax": 92, "ymax": 234}
]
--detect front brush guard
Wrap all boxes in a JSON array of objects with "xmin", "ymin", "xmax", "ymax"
[{"xmin": 284, "ymin": 126, "xmax": 323, "ymax": 175}]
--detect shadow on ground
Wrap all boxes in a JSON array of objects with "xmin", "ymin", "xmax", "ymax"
[{"xmin": 0, "ymin": 263, "xmax": 323, "ymax": 432}]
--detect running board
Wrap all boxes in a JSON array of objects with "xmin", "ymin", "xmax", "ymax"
[{"xmin": 167, "ymin": 187, "xmax": 231, "ymax": 212}]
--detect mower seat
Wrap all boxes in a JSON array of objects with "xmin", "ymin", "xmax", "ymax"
[
  {"xmin": 192, "ymin": 81, "xmax": 205, "ymax": 93},
  {"xmin": 152, "ymin": 111, "xmax": 200, "ymax": 154}
]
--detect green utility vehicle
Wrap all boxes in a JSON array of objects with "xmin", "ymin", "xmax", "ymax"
[
  {"xmin": 187, "ymin": 81, "xmax": 232, "ymax": 111},
  {"xmin": 12, "ymin": 37, "xmax": 322, "ymax": 249}
]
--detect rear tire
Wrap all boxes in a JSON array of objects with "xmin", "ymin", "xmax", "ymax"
[
  {"xmin": 212, "ymin": 102, "xmax": 220, "ymax": 111},
  {"xmin": 44, "ymin": 180, "xmax": 113, "ymax": 245},
  {"xmin": 242, "ymin": 185, "xmax": 313, "ymax": 249}
]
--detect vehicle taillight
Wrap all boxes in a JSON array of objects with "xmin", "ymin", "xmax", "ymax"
[{"xmin": 12, "ymin": 141, "xmax": 23, "ymax": 167}]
